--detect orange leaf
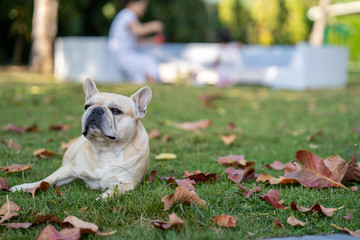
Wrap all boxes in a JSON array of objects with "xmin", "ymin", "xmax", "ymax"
[
  {"xmin": 220, "ymin": 135, "xmax": 237, "ymax": 146},
  {"xmin": 27, "ymin": 181, "xmax": 50, "ymax": 198},
  {"xmin": 213, "ymin": 215, "xmax": 237, "ymax": 228},
  {"xmin": 256, "ymin": 171, "xmax": 273, "ymax": 183},
  {"xmin": 33, "ymin": 148, "xmax": 57, "ymax": 158},
  {"xmin": 161, "ymin": 185, "xmax": 206, "ymax": 211},
  {"xmin": 0, "ymin": 164, "xmax": 34, "ymax": 174},
  {"xmin": 151, "ymin": 213, "xmax": 184, "ymax": 230}
]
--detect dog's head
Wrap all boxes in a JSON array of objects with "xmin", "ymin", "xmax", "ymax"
[{"xmin": 81, "ymin": 79, "xmax": 152, "ymax": 143}]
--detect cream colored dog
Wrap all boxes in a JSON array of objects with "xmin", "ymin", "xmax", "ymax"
[{"xmin": 11, "ymin": 79, "xmax": 152, "ymax": 199}]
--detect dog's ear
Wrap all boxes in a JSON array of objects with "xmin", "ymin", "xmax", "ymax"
[
  {"xmin": 83, "ymin": 78, "xmax": 99, "ymax": 101},
  {"xmin": 131, "ymin": 86, "xmax": 152, "ymax": 119}
]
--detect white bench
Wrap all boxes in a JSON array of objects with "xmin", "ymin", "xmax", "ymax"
[{"xmin": 54, "ymin": 37, "xmax": 348, "ymax": 90}]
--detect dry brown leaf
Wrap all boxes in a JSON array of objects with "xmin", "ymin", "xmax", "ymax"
[
  {"xmin": 269, "ymin": 176, "xmax": 300, "ymax": 185},
  {"xmin": 61, "ymin": 138, "xmax": 78, "ymax": 151},
  {"xmin": 351, "ymin": 186, "xmax": 358, "ymax": 192},
  {"xmin": 259, "ymin": 189, "xmax": 287, "ymax": 209},
  {"xmin": 182, "ymin": 171, "xmax": 221, "ymax": 183},
  {"xmin": 166, "ymin": 177, "xmax": 196, "ymax": 191},
  {"xmin": 63, "ymin": 215, "xmax": 98, "ymax": 233},
  {"xmin": 49, "ymin": 124, "xmax": 69, "ymax": 131},
  {"xmin": 37, "ymin": 224, "xmax": 81, "ymax": 240},
  {"xmin": 343, "ymin": 210, "xmax": 353, "ymax": 221},
  {"xmin": 0, "ymin": 196, "xmax": 20, "ymax": 224},
  {"xmin": 220, "ymin": 135, "xmax": 237, "ymax": 146},
  {"xmin": 264, "ymin": 161, "xmax": 285, "ymax": 170},
  {"xmin": 285, "ymin": 150, "xmax": 348, "ymax": 189},
  {"xmin": 273, "ymin": 219, "xmax": 285, "ymax": 229},
  {"xmin": 331, "ymin": 223, "xmax": 360, "ymax": 237},
  {"xmin": 1, "ymin": 222, "xmax": 32, "ymax": 229},
  {"xmin": 145, "ymin": 170, "xmax": 158, "ymax": 182},
  {"xmin": 253, "ymin": 186, "xmax": 262, "ymax": 193},
  {"xmin": 27, "ymin": 181, "xmax": 50, "ymax": 198},
  {"xmin": 284, "ymin": 160, "xmax": 302, "ymax": 175},
  {"xmin": 151, "ymin": 213, "xmax": 184, "ymax": 230},
  {"xmin": 290, "ymin": 201, "xmax": 343, "ymax": 217},
  {"xmin": 342, "ymin": 145, "xmax": 360, "ymax": 183},
  {"xmin": 1, "ymin": 124, "xmax": 26, "ymax": 133},
  {"xmin": 227, "ymin": 122, "xmax": 237, "ymax": 132},
  {"xmin": 225, "ymin": 167, "xmax": 257, "ymax": 183},
  {"xmin": 0, "ymin": 177, "xmax": 10, "ymax": 191},
  {"xmin": 218, "ymin": 155, "xmax": 255, "ymax": 168},
  {"xmin": 236, "ymin": 183, "xmax": 253, "ymax": 198},
  {"xmin": 6, "ymin": 139, "xmax": 22, "ymax": 151},
  {"xmin": 33, "ymin": 148, "xmax": 57, "ymax": 158},
  {"xmin": 287, "ymin": 214, "xmax": 306, "ymax": 227},
  {"xmin": 256, "ymin": 171, "xmax": 273, "ymax": 183},
  {"xmin": 148, "ymin": 129, "xmax": 160, "ymax": 139},
  {"xmin": 171, "ymin": 119, "xmax": 212, "ymax": 133},
  {"xmin": 33, "ymin": 215, "xmax": 62, "ymax": 226},
  {"xmin": 55, "ymin": 186, "xmax": 62, "ymax": 196},
  {"xmin": 162, "ymin": 135, "xmax": 171, "ymax": 143},
  {"xmin": 0, "ymin": 164, "xmax": 34, "ymax": 174},
  {"xmin": 213, "ymin": 215, "xmax": 237, "ymax": 228},
  {"xmin": 161, "ymin": 185, "xmax": 206, "ymax": 211},
  {"xmin": 324, "ymin": 155, "xmax": 347, "ymax": 181}
]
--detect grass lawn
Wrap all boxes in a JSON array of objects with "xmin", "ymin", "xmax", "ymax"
[{"xmin": 1, "ymin": 71, "xmax": 360, "ymax": 239}]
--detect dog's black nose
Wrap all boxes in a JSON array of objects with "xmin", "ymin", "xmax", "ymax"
[{"xmin": 91, "ymin": 107, "xmax": 105, "ymax": 115}]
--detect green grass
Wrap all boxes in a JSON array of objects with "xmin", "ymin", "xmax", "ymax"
[{"xmin": 0, "ymin": 71, "xmax": 360, "ymax": 239}]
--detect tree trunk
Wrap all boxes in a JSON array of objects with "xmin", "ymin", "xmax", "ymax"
[
  {"xmin": 30, "ymin": 0, "xmax": 58, "ymax": 73},
  {"xmin": 309, "ymin": 0, "xmax": 330, "ymax": 46}
]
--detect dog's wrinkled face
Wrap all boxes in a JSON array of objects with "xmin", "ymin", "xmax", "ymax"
[{"xmin": 81, "ymin": 79, "xmax": 152, "ymax": 143}]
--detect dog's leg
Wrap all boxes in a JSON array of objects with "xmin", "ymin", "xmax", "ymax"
[
  {"xmin": 97, "ymin": 181, "xmax": 136, "ymax": 200},
  {"xmin": 10, "ymin": 164, "xmax": 75, "ymax": 192}
]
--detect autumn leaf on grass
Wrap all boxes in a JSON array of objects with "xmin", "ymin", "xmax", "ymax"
[
  {"xmin": 183, "ymin": 170, "xmax": 221, "ymax": 183},
  {"xmin": 323, "ymin": 155, "xmax": 347, "ymax": 181},
  {"xmin": 218, "ymin": 155, "xmax": 255, "ymax": 168},
  {"xmin": 49, "ymin": 123, "xmax": 69, "ymax": 131},
  {"xmin": 0, "ymin": 164, "xmax": 34, "ymax": 174},
  {"xmin": 0, "ymin": 196, "xmax": 20, "ymax": 224},
  {"xmin": 256, "ymin": 171, "xmax": 274, "ymax": 183},
  {"xmin": 2, "ymin": 214, "xmax": 62, "ymax": 229},
  {"xmin": 166, "ymin": 177, "xmax": 196, "ymax": 191},
  {"xmin": 33, "ymin": 148, "xmax": 57, "ymax": 158},
  {"xmin": 213, "ymin": 215, "xmax": 237, "ymax": 228},
  {"xmin": 63, "ymin": 215, "xmax": 116, "ymax": 236},
  {"xmin": 151, "ymin": 213, "xmax": 184, "ymax": 230},
  {"xmin": 155, "ymin": 153, "xmax": 177, "ymax": 160},
  {"xmin": 225, "ymin": 167, "xmax": 258, "ymax": 184},
  {"xmin": 227, "ymin": 122, "xmax": 237, "ymax": 132},
  {"xmin": 259, "ymin": 189, "xmax": 287, "ymax": 209},
  {"xmin": 290, "ymin": 201, "xmax": 343, "ymax": 217},
  {"xmin": 161, "ymin": 185, "xmax": 206, "ymax": 211},
  {"xmin": 331, "ymin": 224, "xmax": 360, "ymax": 237},
  {"xmin": 236, "ymin": 183, "xmax": 253, "ymax": 198},
  {"xmin": 145, "ymin": 170, "xmax": 158, "ymax": 182},
  {"xmin": 27, "ymin": 181, "xmax": 50, "ymax": 198},
  {"xmin": 351, "ymin": 186, "xmax": 358, "ymax": 191},
  {"xmin": 285, "ymin": 150, "xmax": 348, "ymax": 189},
  {"xmin": 287, "ymin": 214, "xmax": 306, "ymax": 227},
  {"xmin": 264, "ymin": 161, "xmax": 285, "ymax": 171},
  {"xmin": 166, "ymin": 119, "xmax": 212, "ymax": 133},
  {"xmin": 284, "ymin": 160, "xmax": 302, "ymax": 174},
  {"xmin": 273, "ymin": 219, "xmax": 285, "ymax": 229},
  {"xmin": 148, "ymin": 129, "xmax": 160, "ymax": 139},
  {"xmin": 0, "ymin": 177, "xmax": 10, "ymax": 191},
  {"xmin": 61, "ymin": 138, "xmax": 78, "ymax": 151},
  {"xmin": 220, "ymin": 135, "xmax": 237, "ymax": 146},
  {"xmin": 343, "ymin": 210, "xmax": 353, "ymax": 221},
  {"xmin": 6, "ymin": 139, "xmax": 22, "ymax": 151},
  {"xmin": 37, "ymin": 224, "xmax": 81, "ymax": 240},
  {"xmin": 1, "ymin": 124, "xmax": 26, "ymax": 133},
  {"xmin": 342, "ymin": 145, "xmax": 360, "ymax": 183}
]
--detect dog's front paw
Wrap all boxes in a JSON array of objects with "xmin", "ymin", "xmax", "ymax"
[{"xmin": 96, "ymin": 189, "xmax": 114, "ymax": 201}]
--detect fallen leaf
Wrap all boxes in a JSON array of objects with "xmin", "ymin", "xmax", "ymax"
[
  {"xmin": 324, "ymin": 155, "xmax": 347, "ymax": 182},
  {"xmin": 37, "ymin": 224, "xmax": 81, "ymax": 240},
  {"xmin": 227, "ymin": 122, "xmax": 237, "ymax": 132},
  {"xmin": 148, "ymin": 129, "xmax": 160, "ymax": 139},
  {"xmin": 213, "ymin": 215, "xmax": 237, "ymax": 228},
  {"xmin": 155, "ymin": 153, "xmax": 177, "ymax": 160},
  {"xmin": 145, "ymin": 170, "xmax": 158, "ymax": 182},
  {"xmin": 27, "ymin": 181, "xmax": 50, "ymax": 198},
  {"xmin": 6, "ymin": 139, "xmax": 22, "ymax": 151},
  {"xmin": 225, "ymin": 167, "xmax": 257, "ymax": 183},
  {"xmin": 0, "ymin": 177, "xmax": 10, "ymax": 191},
  {"xmin": 1, "ymin": 124, "xmax": 24, "ymax": 133},
  {"xmin": 0, "ymin": 196, "xmax": 20, "ymax": 224},
  {"xmin": 342, "ymin": 145, "xmax": 360, "ymax": 183},
  {"xmin": 61, "ymin": 138, "xmax": 78, "ymax": 151},
  {"xmin": 55, "ymin": 186, "xmax": 62, "ymax": 196},
  {"xmin": 170, "ymin": 119, "xmax": 212, "ymax": 133},
  {"xmin": 259, "ymin": 189, "xmax": 287, "ymax": 209},
  {"xmin": 166, "ymin": 177, "xmax": 196, "ymax": 191},
  {"xmin": 285, "ymin": 150, "xmax": 348, "ymax": 189},
  {"xmin": 290, "ymin": 201, "xmax": 343, "ymax": 217},
  {"xmin": 287, "ymin": 214, "xmax": 306, "ymax": 227},
  {"xmin": 351, "ymin": 186, "xmax": 358, "ymax": 192},
  {"xmin": 1, "ymin": 222, "xmax": 32, "ymax": 229},
  {"xmin": 236, "ymin": 183, "xmax": 253, "ymax": 198},
  {"xmin": 273, "ymin": 219, "xmax": 285, "ymax": 229},
  {"xmin": 49, "ymin": 124, "xmax": 69, "ymax": 131},
  {"xmin": 343, "ymin": 210, "xmax": 353, "ymax": 221},
  {"xmin": 151, "ymin": 213, "xmax": 184, "ymax": 230},
  {"xmin": 182, "ymin": 171, "xmax": 221, "ymax": 183},
  {"xmin": 33, "ymin": 148, "xmax": 57, "ymax": 158},
  {"xmin": 79, "ymin": 207, "xmax": 88, "ymax": 212},
  {"xmin": 198, "ymin": 93, "xmax": 222, "ymax": 108},
  {"xmin": 33, "ymin": 214, "xmax": 62, "ymax": 226},
  {"xmin": 25, "ymin": 124, "xmax": 39, "ymax": 133},
  {"xmin": 161, "ymin": 185, "xmax": 206, "ymax": 210},
  {"xmin": 162, "ymin": 135, "xmax": 171, "ymax": 143},
  {"xmin": 256, "ymin": 171, "xmax": 273, "ymax": 183},
  {"xmin": 0, "ymin": 164, "xmax": 34, "ymax": 174},
  {"xmin": 269, "ymin": 176, "xmax": 300, "ymax": 185},
  {"xmin": 220, "ymin": 135, "xmax": 237, "ymax": 146},
  {"xmin": 331, "ymin": 223, "xmax": 360, "ymax": 237},
  {"xmin": 284, "ymin": 160, "xmax": 302, "ymax": 175},
  {"xmin": 264, "ymin": 161, "xmax": 285, "ymax": 170},
  {"xmin": 253, "ymin": 186, "xmax": 262, "ymax": 193},
  {"xmin": 218, "ymin": 155, "xmax": 255, "ymax": 168},
  {"xmin": 62, "ymin": 215, "xmax": 98, "ymax": 233}
]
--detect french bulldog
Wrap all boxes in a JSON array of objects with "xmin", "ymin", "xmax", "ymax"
[{"xmin": 11, "ymin": 79, "xmax": 152, "ymax": 199}]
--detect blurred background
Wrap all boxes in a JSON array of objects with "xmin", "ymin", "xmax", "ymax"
[{"xmin": 1, "ymin": 0, "xmax": 360, "ymax": 68}]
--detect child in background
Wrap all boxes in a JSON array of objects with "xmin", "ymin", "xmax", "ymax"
[{"xmin": 108, "ymin": 0, "xmax": 164, "ymax": 84}]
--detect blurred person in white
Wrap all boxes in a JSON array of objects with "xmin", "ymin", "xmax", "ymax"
[{"xmin": 108, "ymin": 0, "xmax": 164, "ymax": 84}]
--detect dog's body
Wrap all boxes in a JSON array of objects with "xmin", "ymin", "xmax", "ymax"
[{"xmin": 11, "ymin": 79, "xmax": 152, "ymax": 199}]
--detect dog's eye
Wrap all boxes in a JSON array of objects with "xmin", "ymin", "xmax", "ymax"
[
  {"xmin": 110, "ymin": 108, "xmax": 123, "ymax": 115},
  {"xmin": 84, "ymin": 105, "xmax": 91, "ymax": 111}
]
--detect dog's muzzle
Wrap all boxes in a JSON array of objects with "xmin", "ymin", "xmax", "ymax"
[{"xmin": 83, "ymin": 107, "xmax": 105, "ymax": 136}]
